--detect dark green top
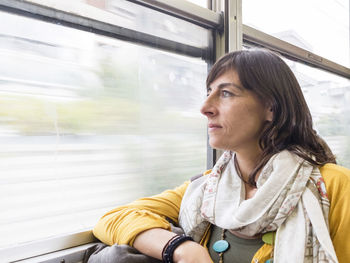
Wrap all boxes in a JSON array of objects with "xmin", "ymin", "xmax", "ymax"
[{"xmin": 208, "ymin": 225, "xmax": 264, "ymax": 263}]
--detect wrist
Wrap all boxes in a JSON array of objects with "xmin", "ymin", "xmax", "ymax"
[{"xmin": 162, "ymin": 235, "xmax": 193, "ymax": 263}]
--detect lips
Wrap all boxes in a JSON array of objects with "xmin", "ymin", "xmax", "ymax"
[
  {"xmin": 208, "ymin": 123, "xmax": 222, "ymax": 128},
  {"xmin": 208, "ymin": 123, "xmax": 222, "ymax": 132}
]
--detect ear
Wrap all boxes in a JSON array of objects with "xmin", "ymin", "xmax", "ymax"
[{"xmin": 265, "ymin": 106, "xmax": 273, "ymax": 122}]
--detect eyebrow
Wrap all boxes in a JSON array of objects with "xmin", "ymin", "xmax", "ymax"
[{"xmin": 207, "ymin": 82, "xmax": 243, "ymax": 92}]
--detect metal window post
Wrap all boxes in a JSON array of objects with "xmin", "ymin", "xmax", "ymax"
[
  {"xmin": 207, "ymin": 0, "xmax": 243, "ymax": 165},
  {"xmin": 226, "ymin": 0, "xmax": 242, "ymax": 52}
]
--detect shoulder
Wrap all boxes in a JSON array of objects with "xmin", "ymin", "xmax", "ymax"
[
  {"xmin": 319, "ymin": 164, "xmax": 350, "ymax": 261},
  {"xmin": 183, "ymin": 169, "xmax": 211, "ymax": 194},
  {"xmin": 320, "ymin": 163, "xmax": 350, "ymax": 185},
  {"xmin": 319, "ymin": 163, "xmax": 350, "ymax": 202},
  {"xmin": 190, "ymin": 169, "xmax": 212, "ymax": 182}
]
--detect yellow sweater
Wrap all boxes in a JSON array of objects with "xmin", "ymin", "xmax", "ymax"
[{"xmin": 93, "ymin": 164, "xmax": 350, "ymax": 263}]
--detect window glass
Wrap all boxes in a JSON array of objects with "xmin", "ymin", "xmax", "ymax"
[
  {"xmin": 284, "ymin": 58, "xmax": 350, "ymax": 168},
  {"xmin": 186, "ymin": 0, "xmax": 208, "ymax": 8},
  {"xmin": 243, "ymin": 0, "xmax": 350, "ymax": 67},
  {"xmin": 0, "ymin": 11, "xmax": 208, "ymax": 248},
  {"xmin": 82, "ymin": 0, "xmax": 210, "ymax": 48}
]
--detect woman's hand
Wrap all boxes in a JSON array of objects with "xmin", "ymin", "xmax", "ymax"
[{"xmin": 173, "ymin": 240, "xmax": 212, "ymax": 263}]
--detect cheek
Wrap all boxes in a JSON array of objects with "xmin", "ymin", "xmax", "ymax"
[
  {"xmin": 232, "ymin": 105, "xmax": 266, "ymax": 133},
  {"xmin": 223, "ymin": 107, "xmax": 248, "ymax": 129},
  {"xmin": 245, "ymin": 110, "xmax": 268, "ymax": 134}
]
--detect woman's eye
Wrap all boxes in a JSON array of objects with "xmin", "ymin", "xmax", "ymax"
[
  {"xmin": 221, "ymin": 90, "xmax": 233, "ymax": 97},
  {"xmin": 206, "ymin": 88, "xmax": 212, "ymax": 97}
]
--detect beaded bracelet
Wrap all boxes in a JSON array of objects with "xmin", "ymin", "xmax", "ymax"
[{"xmin": 162, "ymin": 234, "xmax": 194, "ymax": 263}]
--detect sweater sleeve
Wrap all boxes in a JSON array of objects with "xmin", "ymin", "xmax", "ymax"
[
  {"xmin": 92, "ymin": 181, "xmax": 190, "ymax": 246},
  {"xmin": 320, "ymin": 163, "xmax": 350, "ymax": 263}
]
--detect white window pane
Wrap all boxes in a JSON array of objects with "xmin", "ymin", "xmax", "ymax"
[
  {"xmin": 185, "ymin": 0, "xmax": 208, "ymax": 8},
  {"xmin": 0, "ymin": 11, "xmax": 208, "ymax": 248},
  {"xmin": 243, "ymin": 0, "xmax": 350, "ymax": 67},
  {"xmin": 284, "ymin": 58, "xmax": 350, "ymax": 167}
]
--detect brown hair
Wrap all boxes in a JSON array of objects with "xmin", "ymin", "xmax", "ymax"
[{"xmin": 207, "ymin": 48, "xmax": 336, "ymax": 186}]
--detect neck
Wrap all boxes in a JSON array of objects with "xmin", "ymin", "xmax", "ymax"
[{"xmin": 234, "ymin": 149, "xmax": 261, "ymax": 183}]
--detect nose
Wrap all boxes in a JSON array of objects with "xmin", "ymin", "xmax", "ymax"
[{"xmin": 200, "ymin": 94, "xmax": 217, "ymax": 118}]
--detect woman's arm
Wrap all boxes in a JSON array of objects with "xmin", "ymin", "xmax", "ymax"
[
  {"xmin": 321, "ymin": 164, "xmax": 350, "ymax": 263},
  {"xmin": 93, "ymin": 181, "xmax": 190, "ymax": 246},
  {"xmin": 133, "ymin": 228, "xmax": 212, "ymax": 263}
]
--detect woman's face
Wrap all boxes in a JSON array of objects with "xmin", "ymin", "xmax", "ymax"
[{"xmin": 200, "ymin": 70, "xmax": 272, "ymax": 153}]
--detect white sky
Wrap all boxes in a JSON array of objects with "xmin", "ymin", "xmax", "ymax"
[
  {"xmin": 188, "ymin": 0, "xmax": 349, "ymax": 68},
  {"xmin": 243, "ymin": 0, "xmax": 349, "ymax": 68}
]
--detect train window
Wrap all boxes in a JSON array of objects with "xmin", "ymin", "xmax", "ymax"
[
  {"xmin": 0, "ymin": 9, "xmax": 208, "ymax": 251},
  {"xmin": 282, "ymin": 58, "xmax": 350, "ymax": 167},
  {"xmin": 243, "ymin": 0, "xmax": 349, "ymax": 67},
  {"xmin": 83, "ymin": 0, "xmax": 211, "ymax": 48}
]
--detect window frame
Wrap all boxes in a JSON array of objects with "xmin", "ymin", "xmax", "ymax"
[
  {"xmin": 243, "ymin": 24, "xmax": 350, "ymax": 79},
  {"xmin": 0, "ymin": 0, "xmax": 221, "ymax": 59},
  {"xmin": 1, "ymin": 231, "xmax": 95, "ymax": 262}
]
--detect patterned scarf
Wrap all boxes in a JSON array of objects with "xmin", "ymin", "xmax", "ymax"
[{"xmin": 178, "ymin": 150, "xmax": 338, "ymax": 262}]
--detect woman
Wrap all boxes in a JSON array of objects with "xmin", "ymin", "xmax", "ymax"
[{"xmin": 92, "ymin": 49, "xmax": 350, "ymax": 263}]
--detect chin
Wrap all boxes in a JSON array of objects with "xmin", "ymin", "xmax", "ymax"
[{"xmin": 209, "ymin": 140, "xmax": 226, "ymax": 151}]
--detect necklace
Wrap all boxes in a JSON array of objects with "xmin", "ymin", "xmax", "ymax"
[
  {"xmin": 212, "ymin": 229, "xmax": 229, "ymax": 263},
  {"xmin": 262, "ymin": 231, "xmax": 275, "ymax": 263},
  {"xmin": 212, "ymin": 228, "xmax": 276, "ymax": 263},
  {"xmin": 233, "ymin": 154, "xmax": 250, "ymax": 185}
]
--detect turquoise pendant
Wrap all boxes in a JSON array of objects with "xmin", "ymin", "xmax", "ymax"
[
  {"xmin": 265, "ymin": 259, "xmax": 274, "ymax": 263},
  {"xmin": 213, "ymin": 240, "xmax": 229, "ymax": 253}
]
